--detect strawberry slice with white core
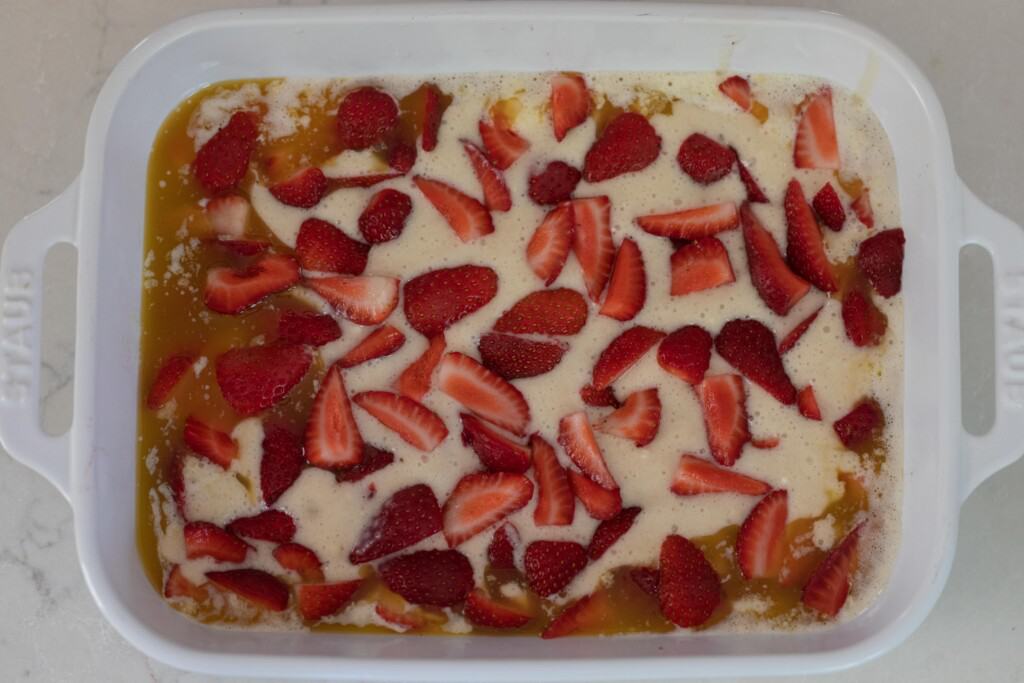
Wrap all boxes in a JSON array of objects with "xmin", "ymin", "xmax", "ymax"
[
  {"xmin": 461, "ymin": 413, "xmax": 531, "ymax": 473},
  {"xmin": 462, "ymin": 141, "xmax": 512, "ymax": 212},
  {"xmin": 464, "ymin": 589, "xmax": 532, "ymax": 629},
  {"xmin": 338, "ymin": 325, "xmax": 406, "ymax": 368},
  {"xmin": 599, "ymin": 238, "xmax": 646, "ymax": 321},
  {"xmin": 798, "ymin": 385, "xmax": 822, "ymax": 421},
  {"xmin": 395, "ymin": 334, "xmax": 446, "ymax": 401},
  {"xmin": 205, "ymin": 195, "xmax": 249, "ymax": 237},
  {"xmin": 353, "ymin": 391, "xmax": 448, "ymax": 452},
  {"xmin": 479, "ymin": 118, "xmax": 530, "ymax": 170},
  {"xmin": 740, "ymin": 202, "xmax": 811, "ymax": 316},
  {"xmin": 297, "ymin": 580, "xmax": 362, "ymax": 621},
  {"xmin": 183, "ymin": 416, "xmax": 238, "ymax": 469},
  {"xmin": 718, "ymin": 75, "xmax": 752, "ymax": 111},
  {"xmin": 273, "ymin": 542, "xmax": 325, "ymax": 583},
  {"xmin": 670, "ymin": 454, "xmax": 771, "ymax": 496},
  {"xmin": 594, "ymin": 388, "xmax": 661, "ymax": 447},
  {"xmin": 736, "ymin": 490, "xmax": 789, "ymax": 579},
  {"xmin": 591, "ymin": 325, "xmax": 666, "ymax": 391},
  {"xmin": 531, "ymin": 434, "xmax": 575, "ymax": 526},
  {"xmin": 413, "ymin": 176, "xmax": 495, "ymax": 242},
  {"xmin": 697, "ymin": 374, "xmax": 751, "ymax": 467},
  {"xmin": 784, "ymin": 179, "xmax": 838, "ymax": 292},
  {"xmin": 205, "ymin": 254, "xmax": 300, "ymax": 314},
  {"xmin": 526, "ymin": 202, "xmax": 575, "ymax": 285},
  {"xmin": 541, "ymin": 590, "xmax": 611, "ymax": 638},
  {"xmin": 794, "ymin": 87, "xmax": 840, "ymax": 169},
  {"xmin": 852, "ymin": 189, "xmax": 875, "ymax": 228},
  {"xmin": 442, "ymin": 471, "xmax": 534, "ymax": 546},
  {"xmin": 636, "ymin": 202, "xmax": 739, "ymax": 239},
  {"xmin": 305, "ymin": 364, "xmax": 363, "ymax": 469},
  {"xmin": 670, "ymin": 236, "xmax": 736, "ymax": 296},
  {"xmin": 571, "ymin": 196, "xmax": 615, "ymax": 302},
  {"xmin": 184, "ymin": 522, "xmax": 249, "ymax": 563},
  {"xmin": 558, "ymin": 412, "xmax": 618, "ymax": 490},
  {"xmin": 206, "ymin": 569, "xmax": 289, "ymax": 612},
  {"xmin": 551, "ymin": 73, "xmax": 591, "ymax": 141},
  {"xmin": 306, "ymin": 274, "xmax": 399, "ymax": 325},
  {"xmin": 437, "ymin": 352, "xmax": 531, "ymax": 435},
  {"xmin": 568, "ymin": 469, "xmax": 623, "ymax": 520},
  {"xmin": 802, "ymin": 522, "xmax": 864, "ymax": 616},
  {"xmin": 164, "ymin": 564, "xmax": 208, "ymax": 601}
]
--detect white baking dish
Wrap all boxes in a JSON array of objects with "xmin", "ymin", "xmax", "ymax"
[{"xmin": 2, "ymin": 2, "xmax": 1023, "ymax": 679}]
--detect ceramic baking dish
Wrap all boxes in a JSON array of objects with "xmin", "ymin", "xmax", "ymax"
[{"xmin": 2, "ymin": 2, "xmax": 1023, "ymax": 679}]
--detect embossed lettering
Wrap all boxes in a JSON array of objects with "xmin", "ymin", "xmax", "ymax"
[{"xmin": 1, "ymin": 269, "xmax": 34, "ymax": 405}]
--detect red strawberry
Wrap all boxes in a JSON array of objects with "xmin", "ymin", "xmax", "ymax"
[
  {"xmin": 437, "ymin": 352, "xmax": 531, "ymax": 435},
  {"xmin": 297, "ymin": 580, "xmax": 362, "ymax": 621},
  {"xmin": 386, "ymin": 140, "xmax": 417, "ymax": 173},
  {"xmin": 658, "ymin": 535, "xmax": 722, "ymax": 627},
  {"xmin": 307, "ymin": 274, "xmax": 399, "ymax": 325},
  {"xmin": 716, "ymin": 318, "xmax": 798, "ymax": 404},
  {"xmin": 463, "ymin": 141, "xmax": 511, "ymax": 212},
  {"xmin": 478, "ymin": 333, "xmax": 568, "ymax": 380},
  {"xmin": 349, "ymin": 484, "xmax": 442, "ymax": 564},
  {"xmin": 167, "ymin": 452, "xmax": 187, "ymax": 517},
  {"xmin": 419, "ymin": 83, "xmax": 447, "ymax": 152},
  {"xmin": 339, "ymin": 325, "xmax": 406, "ymax": 368},
  {"xmin": 736, "ymin": 490, "xmax": 788, "ymax": 579},
  {"xmin": 524, "ymin": 541, "xmax": 588, "ymax": 596},
  {"xmin": 413, "ymin": 176, "xmax": 494, "ymax": 242},
  {"xmin": 205, "ymin": 195, "xmax": 249, "ymax": 237},
  {"xmin": 261, "ymin": 424, "xmax": 305, "ymax": 505},
  {"xmin": 541, "ymin": 590, "xmax": 611, "ymax": 638},
  {"xmin": 305, "ymin": 365, "xmax": 363, "ymax": 468},
  {"xmin": 206, "ymin": 569, "xmax": 289, "ymax": 611},
  {"xmin": 358, "ymin": 188, "xmax": 412, "ymax": 244},
  {"xmin": 802, "ymin": 523, "xmax": 864, "ymax": 616},
  {"xmin": 209, "ymin": 238, "xmax": 269, "ymax": 256},
  {"xmin": 395, "ymin": 334, "xmax": 446, "ymax": 401},
  {"xmin": 336, "ymin": 86, "xmax": 398, "ymax": 150},
  {"xmin": 569, "ymin": 469, "xmax": 623, "ymax": 520},
  {"xmin": 184, "ymin": 522, "xmax": 248, "ymax": 563},
  {"xmin": 833, "ymin": 399, "xmax": 884, "ymax": 449},
  {"xmin": 571, "ymin": 196, "xmax": 615, "ymax": 302},
  {"xmin": 595, "ymin": 388, "xmax": 661, "ymax": 447},
  {"xmin": 857, "ymin": 228, "xmax": 905, "ymax": 298},
  {"xmin": 591, "ymin": 326, "xmax": 666, "ymax": 391},
  {"xmin": 353, "ymin": 391, "xmax": 448, "ymax": 452},
  {"xmin": 227, "ymin": 510, "xmax": 296, "ymax": 544},
  {"xmin": 580, "ymin": 384, "xmax": 621, "ymax": 408},
  {"xmin": 719, "ymin": 75, "xmax": 752, "ymax": 110},
  {"xmin": 558, "ymin": 412, "xmax": 618, "ymax": 490},
  {"xmin": 599, "ymin": 238, "xmax": 646, "ymax": 321},
  {"xmin": 526, "ymin": 202, "xmax": 575, "ymax": 285},
  {"xmin": 479, "ymin": 118, "xmax": 530, "ymax": 170},
  {"xmin": 460, "ymin": 413, "xmax": 531, "ymax": 473},
  {"xmin": 295, "ymin": 218, "xmax": 369, "ymax": 274},
  {"xmin": 630, "ymin": 567, "xmax": 660, "ymax": 599},
  {"xmin": 750, "ymin": 436, "xmax": 779, "ymax": 450},
  {"xmin": 193, "ymin": 111, "xmax": 259, "ymax": 193},
  {"xmin": 697, "ymin": 374, "xmax": 751, "ymax": 466},
  {"xmin": 583, "ymin": 112, "xmax": 661, "ymax": 183},
  {"xmin": 403, "ymin": 265, "xmax": 498, "ymax": 337},
  {"xmin": 270, "ymin": 167, "xmax": 328, "ymax": 208},
  {"xmin": 798, "ymin": 385, "xmax": 822, "ymax": 421},
  {"xmin": 205, "ymin": 254, "xmax": 300, "ymax": 314},
  {"xmin": 183, "ymin": 416, "xmax": 237, "ymax": 469},
  {"xmin": 379, "ymin": 549, "xmax": 474, "ymax": 607},
  {"xmin": 794, "ymin": 87, "xmax": 840, "ymax": 169},
  {"xmin": 734, "ymin": 152, "xmax": 769, "ymax": 203},
  {"xmin": 273, "ymin": 542, "xmax": 325, "ymax": 582},
  {"xmin": 588, "ymin": 506, "xmax": 641, "ymax": 560},
  {"xmin": 335, "ymin": 444, "xmax": 394, "ymax": 483},
  {"xmin": 494, "ymin": 288, "xmax": 588, "ymax": 335},
  {"xmin": 329, "ymin": 172, "xmax": 403, "ymax": 189},
  {"xmin": 740, "ymin": 202, "xmax": 811, "ymax": 315},
  {"xmin": 677, "ymin": 133, "xmax": 735, "ymax": 184},
  {"xmin": 528, "ymin": 161, "xmax": 581, "ymax": 206},
  {"xmin": 636, "ymin": 202, "xmax": 739, "ymax": 239},
  {"xmin": 813, "ymin": 182, "xmax": 846, "ymax": 231},
  {"xmin": 277, "ymin": 310, "xmax": 341, "ymax": 347},
  {"xmin": 216, "ymin": 343, "xmax": 311, "ymax": 415},
  {"xmin": 778, "ymin": 305, "xmax": 823, "ymax": 354},
  {"xmin": 784, "ymin": 179, "xmax": 838, "ymax": 292},
  {"xmin": 146, "ymin": 353, "xmax": 196, "ymax": 410},
  {"xmin": 374, "ymin": 602, "xmax": 428, "ymax": 631},
  {"xmin": 851, "ymin": 189, "xmax": 875, "ymax": 228},
  {"xmin": 551, "ymin": 73, "xmax": 591, "ymax": 141},
  {"xmin": 464, "ymin": 589, "xmax": 532, "ymax": 629},
  {"xmin": 670, "ymin": 454, "xmax": 770, "ymax": 496},
  {"xmin": 531, "ymin": 435, "xmax": 575, "ymax": 527},
  {"xmin": 670, "ymin": 236, "xmax": 736, "ymax": 296},
  {"xmin": 658, "ymin": 325, "xmax": 713, "ymax": 385},
  {"xmin": 487, "ymin": 523, "xmax": 519, "ymax": 569},
  {"xmin": 163, "ymin": 565, "xmax": 207, "ymax": 601},
  {"xmin": 442, "ymin": 472, "xmax": 532, "ymax": 546},
  {"xmin": 841, "ymin": 289, "xmax": 887, "ymax": 347}
]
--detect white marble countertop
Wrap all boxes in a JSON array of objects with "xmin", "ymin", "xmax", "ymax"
[{"xmin": 1, "ymin": 0, "xmax": 1022, "ymax": 681}]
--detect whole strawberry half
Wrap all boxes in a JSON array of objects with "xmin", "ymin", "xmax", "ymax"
[
  {"xmin": 215, "ymin": 343, "xmax": 312, "ymax": 416},
  {"xmin": 493, "ymin": 288, "xmax": 588, "ymax": 336},
  {"xmin": 295, "ymin": 218, "xmax": 370, "ymax": 275},
  {"xmin": 528, "ymin": 161, "xmax": 582, "ymax": 206},
  {"xmin": 260, "ymin": 424, "xmax": 306, "ymax": 505},
  {"xmin": 524, "ymin": 540, "xmax": 588, "ymax": 596},
  {"xmin": 658, "ymin": 325, "xmax": 713, "ymax": 385},
  {"xmin": 192, "ymin": 111, "xmax": 260, "ymax": 193},
  {"xmin": 715, "ymin": 318, "xmax": 797, "ymax": 405},
  {"xmin": 359, "ymin": 188, "xmax": 413, "ymax": 244},
  {"xmin": 349, "ymin": 484, "xmax": 443, "ymax": 564},
  {"xmin": 677, "ymin": 133, "xmax": 735, "ymax": 185},
  {"xmin": 478, "ymin": 333, "xmax": 568, "ymax": 380},
  {"xmin": 658, "ymin": 534, "xmax": 722, "ymax": 628},
  {"xmin": 583, "ymin": 112, "xmax": 661, "ymax": 183},
  {"xmin": 277, "ymin": 310, "xmax": 341, "ymax": 347},
  {"xmin": 336, "ymin": 86, "xmax": 399, "ymax": 150},
  {"xmin": 856, "ymin": 228, "xmax": 905, "ymax": 298},
  {"xmin": 403, "ymin": 265, "xmax": 498, "ymax": 337},
  {"xmin": 378, "ymin": 549, "xmax": 474, "ymax": 607}
]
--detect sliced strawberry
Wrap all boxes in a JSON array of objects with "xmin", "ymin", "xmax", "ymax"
[
  {"xmin": 297, "ymin": 580, "xmax": 362, "ymax": 621},
  {"xmin": 374, "ymin": 602, "xmax": 428, "ymax": 631},
  {"xmin": 164, "ymin": 565, "xmax": 208, "ymax": 601},
  {"xmin": 184, "ymin": 521, "xmax": 248, "ymax": 563},
  {"xmin": 636, "ymin": 202, "xmax": 739, "ymax": 239},
  {"xmin": 833, "ymin": 399, "xmax": 884, "ymax": 449},
  {"xmin": 531, "ymin": 434, "xmax": 575, "ymax": 527},
  {"xmin": 670, "ymin": 236, "xmax": 736, "ymax": 296},
  {"xmin": 677, "ymin": 133, "xmax": 735, "ymax": 184},
  {"xmin": 736, "ymin": 490, "xmax": 788, "ymax": 579},
  {"xmin": 494, "ymin": 288, "xmax": 588, "ymax": 335},
  {"xmin": 273, "ymin": 542, "xmax": 325, "ymax": 582},
  {"xmin": 568, "ymin": 469, "xmax": 623, "ymax": 520},
  {"xmin": 588, "ymin": 506, "xmax": 641, "ymax": 560},
  {"xmin": 487, "ymin": 523, "xmax": 519, "ymax": 569},
  {"xmin": 339, "ymin": 325, "xmax": 406, "ymax": 368},
  {"xmin": 851, "ymin": 189, "xmax": 875, "ymax": 228},
  {"xmin": 528, "ymin": 161, "xmax": 581, "ymax": 206},
  {"xmin": 329, "ymin": 172, "xmax": 403, "ymax": 189},
  {"xmin": 594, "ymin": 388, "xmax": 661, "ymax": 447},
  {"xmin": 305, "ymin": 364, "xmax": 363, "ymax": 468},
  {"xmin": 167, "ymin": 452, "xmax": 187, "ymax": 517},
  {"xmin": 413, "ymin": 176, "xmax": 494, "ymax": 242},
  {"xmin": 658, "ymin": 535, "xmax": 722, "ymax": 628},
  {"xmin": 205, "ymin": 195, "xmax": 249, "ymax": 237},
  {"xmin": 751, "ymin": 436, "xmax": 780, "ymax": 449},
  {"xmin": 442, "ymin": 472, "xmax": 532, "ymax": 546},
  {"xmin": 794, "ymin": 87, "xmax": 840, "ymax": 169},
  {"xmin": 277, "ymin": 310, "xmax": 341, "ymax": 347},
  {"xmin": 857, "ymin": 228, "xmax": 905, "ymax": 298},
  {"xmin": 386, "ymin": 140, "xmax": 417, "ymax": 174},
  {"xmin": 571, "ymin": 196, "xmax": 615, "ymax": 302},
  {"xmin": 716, "ymin": 318, "xmax": 798, "ymax": 404},
  {"xmin": 463, "ymin": 141, "xmax": 511, "ymax": 212},
  {"xmin": 670, "ymin": 454, "xmax": 770, "ymax": 496},
  {"xmin": 591, "ymin": 325, "xmax": 666, "ymax": 391},
  {"xmin": 205, "ymin": 254, "xmax": 300, "ymax": 314},
  {"xmin": 464, "ymin": 589, "xmax": 532, "ymax": 629},
  {"xmin": 784, "ymin": 179, "xmax": 838, "ymax": 292},
  {"xmin": 353, "ymin": 391, "xmax": 448, "ymax": 452},
  {"xmin": 419, "ymin": 83, "xmax": 447, "ymax": 152},
  {"xmin": 599, "ymin": 238, "xmax": 646, "ymax": 321},
  {"xmin": 183, "ymin": 416, "xmax": 237, "ymax": 469},
  {"xmin": 261, "ymin": 424, "xmax": 305, "ymax": 505},
  {"xmin": 227, "ymin": 509, "xmax": 296, "ymax": 544},
  {"xmin": 307, "ymin": 274, "xmax": 400, "ymax": 325},
  {"xmin": 778, "ymin": 305, "xmax": 823, "ymax": 354},
  {"xmin": 813, "ymin": 182, "xmax": 846, "ymax": 231},
  {"xmin": 658, "ymin": 325, "xmax": 712, "ymax": 385},
  {"xmin": 802, "ymin": 523, "xmax": 864, "ymax": 616},
  {"xmin": 719, "ymin": 75, "xmax": 752, "ymax": 110},
  {"xmin": 146, "ymin": 353, "xmax": 196, "ymax": 410},
  {"xmin": 379, "ymin": 549, "xmax": 474, "ymax": 607},
  {"xmin": 295, "ymin": 218, "xmax": 370, "ymax": 275},
  {"xmin": 216, "ymin": 343, "xmax": 311, "ymax": 416},
  {"xmin": 740, "ymin": 202, "xmax": 811, "ymax": 315},
  {"xmin": 558, "ymin": 412, "xmax": 618, "ymax": 489},
  {"xmin": 479, "ymin": 118, "xmax": 530, "ymax": 170},
  {"xmin": 551, "ymin": 73, "xmax": 591, "ymax": 141},
  {"xmin": 478, "ymin": 333, "xmax": 568, "ymax": 380},
  {"xmin": 336, "ymin": 444, "xmax": 394, "ymax": 483},
  {"xmin": 580, "ymin": 383, "xmax": 620, "ymax": 408},
  {"xmin": 192, "ymin": 110, "xmax": 259, "ymax": 193},
  {"xmin": 336, "ymin": 86, "xmax": 399, "ymax": 150},
  {"xmin": 460, "ymin": 413, "xmax": 531, "ymax": 473},
  {"xmin": 395, "ymin": 334, "xmax": 446, "ymax": 401},
  {"xmin": 437, "ymin": 352, "xmax": 531, "ymax": 435},
  {"xmin": 734, "ymin": 152, "xmax": 769, "ymax": 203},
  {"xmin": 630, "ymin": 567, "xmax": 660, "ymax": 599},
  {"xmin": 358, "ymin": 188, "xmax": 412, "ymax": 244},
  {"xmin": 403, "ymin": 265, "xmax": 498, "ymax": 337},
  {"xmin": 526, "ymin": 202, "xmax": 575, "ymax": 285},
  {"xmin": 583, "ymin": 112, "xmax": 661, "ymax": 183},
  {"xmin": 209, "ymin": 238, "xmax": 270, "ymax": 256},
  {"xmin": 697, "ymin": 374, "xmax": 751, "ymax": 467},
  {"xmin": 798, "ymin": 385, "xmax": 822, "ymax": 421},
  {"xmin": 524, "ymin": 540, "xmax": 588, "ymax": 596},
  {"xmin": 349, "ymin": 484, "xmax": 442, "ymax": 564},
  {"xmin": 841, "ymin": 289, "xmax": 887, "ymax": 347},
  {"xmin": 541, "ymin": 590, "xmax": 611, "ymax": 638},
  {"xmin": 206, "ymin": 569, "xmax": 289, "ymax": 611},
  {"xmin": 269, "ymin": 167, "xmax": 328, "ymax": 208}
]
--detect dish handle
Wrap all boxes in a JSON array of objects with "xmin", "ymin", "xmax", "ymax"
[
  {"xmin": 959, "ymin": 180, "xmax": 1024, "ymax": 502},
  {"xmin": 0, "ymin": 176, "xmax": 79, "ymax": 501}
]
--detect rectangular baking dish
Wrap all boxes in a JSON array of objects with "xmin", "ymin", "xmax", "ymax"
[{"xmin": 2, "ymin": 3, "xmax": 1023, "ymax": 680}]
